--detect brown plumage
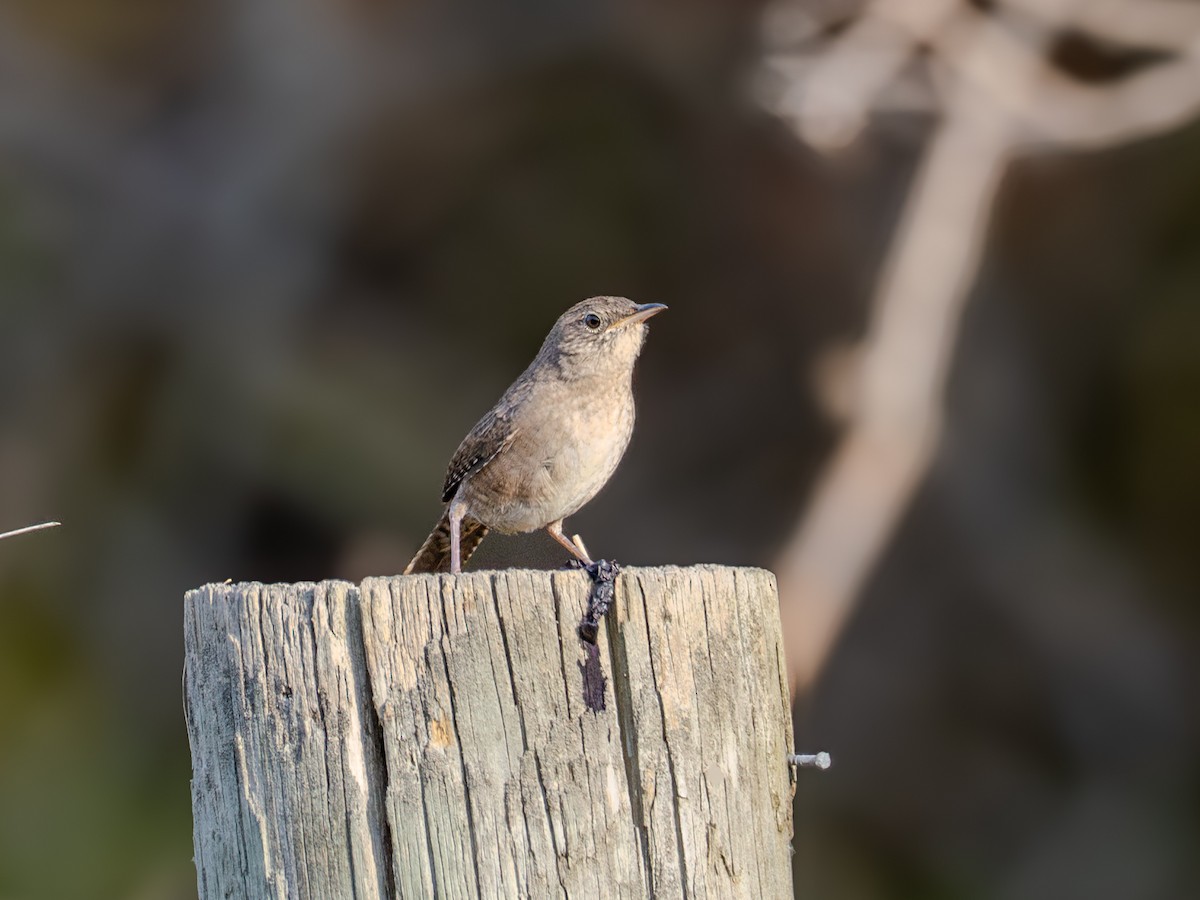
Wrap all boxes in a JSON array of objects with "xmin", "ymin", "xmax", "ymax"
[{"xmin": 404, "ymin": 296, "xmax": 665, "ymax": 574}]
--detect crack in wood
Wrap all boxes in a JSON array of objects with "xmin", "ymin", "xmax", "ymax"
[{"xmin": 185, "ymin": 566, "xmax": 794, "ymax": 899}]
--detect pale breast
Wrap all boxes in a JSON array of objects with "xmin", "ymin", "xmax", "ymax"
[{"xmin": 462, "ymin": 379, "xmax": 636, "ymax": 533}]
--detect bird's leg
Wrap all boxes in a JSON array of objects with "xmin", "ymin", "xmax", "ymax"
[
  {"xmin": 547, "ymin": 520, "xmax": 592, "ymax": 565},
  {"xmin": 448, "ymin": 496, "xmax": 467, "ymax": 574},
  {"xmin": 570, "ymin": 533, "xmax": 591, "ymax": 560}
]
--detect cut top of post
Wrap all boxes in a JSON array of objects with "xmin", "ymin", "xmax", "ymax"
[{"xmin": 184, "ymin": 565, "xmax": 796, "ymax": 900}]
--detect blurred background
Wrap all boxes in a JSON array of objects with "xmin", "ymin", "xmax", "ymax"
[{"xmin": 2, "ymin": 0, "xmax": 1198, "ymax": 897}]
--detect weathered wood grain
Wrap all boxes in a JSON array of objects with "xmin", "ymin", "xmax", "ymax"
[
  {"xmin": 184, "ymin": 581, "xmax": 392, "ymax": 900},
  {"xmin": 185, "ymin": 565, "xmax": 795, "ymax": 899}
]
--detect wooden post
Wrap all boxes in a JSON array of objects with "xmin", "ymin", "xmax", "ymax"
[{"xmin": 184, "ymin": 566, "xmax": 796, "ymax": 898}]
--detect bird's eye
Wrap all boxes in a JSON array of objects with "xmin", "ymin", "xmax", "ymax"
[{"xmin": 583, "ymin": 313, "xmax": 602, "ymax": 330}]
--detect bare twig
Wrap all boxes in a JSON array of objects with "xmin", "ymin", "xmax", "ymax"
[
  {"xmin": 938, "ymin": 7, "xmax": 1200, "ymax": 149},
  {"xmin": 766, "ymin": 0, "xmax": 1200, "ymax": 694},
  {"xmin": 0, "ymin": 521, "xmax": 61, "ymax": 541},
  {"xmin": 1003, "ymin": 0, "xmax": 1200, "ymax": 53},
  {"xmin": 778, "ymin": 63, "xmax": 1014, "ymax": 692},
  {"xmin": 768, "ymin": 0, "xmax": 959, "ymax": 149}
]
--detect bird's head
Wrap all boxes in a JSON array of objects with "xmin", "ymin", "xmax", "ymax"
[{"xmin": 542, "ymin": 296, "xmax": 667, "ymax": 379}]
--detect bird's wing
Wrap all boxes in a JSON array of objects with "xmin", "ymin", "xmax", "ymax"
[{"xmin": 442, "ymin": 408, "xmax": 519, "ymax": 502}]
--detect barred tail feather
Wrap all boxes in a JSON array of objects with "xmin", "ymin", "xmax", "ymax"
[{"xmin": 403, "ymin": 510, "xmax": 490, "ymax": 574}]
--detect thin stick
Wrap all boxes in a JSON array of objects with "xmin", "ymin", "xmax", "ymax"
[{"xmin": 0, "ymin": 521, "xmax": 61, "ymax": 541}]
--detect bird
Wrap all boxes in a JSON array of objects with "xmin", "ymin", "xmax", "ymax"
[{"xmin": 404, "ymin": 296, "xmax": 666, "ymax": 575}]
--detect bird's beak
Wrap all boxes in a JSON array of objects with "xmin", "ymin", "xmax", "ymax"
[{"xmin": 612, "ymin": 303, "xmax": 668, "ymax": 329}]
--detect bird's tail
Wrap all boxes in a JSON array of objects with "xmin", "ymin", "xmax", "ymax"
[{"xmin": 403, "ymin": 509, "xmax": 490, "ymax": 574}]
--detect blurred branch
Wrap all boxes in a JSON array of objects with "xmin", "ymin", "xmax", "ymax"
[
  {"xmin": 767, "ymin": 0, "xmax": 959, "ymax": 149},
  {"xmin": 938, "ymin": 6, "xmax": 1200, "ymax": 149},
  {"xmin": 0, "ymin": 521, "xmax": 60, "ymax": 541},
  {"xmin": 1003, "ymin": 0, "xmax": 1200, "ymax": 52},
  {"xmin": 778, "ymin": 73, "xmax": 1013, "ymax": 692},
  {"xmin": 766, "ymin": 0, "xmax": 1200, "ymax": 694}
]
